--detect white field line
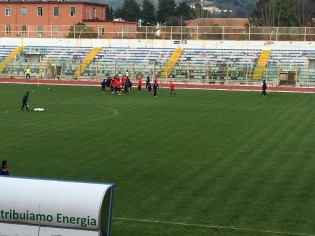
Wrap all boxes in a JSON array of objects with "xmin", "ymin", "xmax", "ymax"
[
  {"xmin": 113, "ymin": 217, "xmax": 315, "ymax": 236},
  {"xmin": 2, "ymin": 94, "xmax": 98, "ymax": 114},
  {"xmin": 106, "ymin": 108, "xmax": 118, "ymax": 117},
  {"xmin": 3, "ymin": 109, "xmax": 21, "ymax": 114},
  {"xmin": 3, "ymin": 107, "xmax": 118, "ymax": 118},
  {"xmin": 2, "ymin": 93, "xmax": 118, "ymax": 118}
]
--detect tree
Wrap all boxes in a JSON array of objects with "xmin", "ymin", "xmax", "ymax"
[
  {"xmin": 296, "ymin": 0, "xmax": 315, "ymax": 26},
  {"xmin": 115, "ymin": 0, "xmax": 141, "ymax": 22},
  {"xmin": 67, "ymin": 23, "xmax": 97, "ymax": 39},
  {"xmin": 141, "ymin": 0, "xmax": 156, "ymax": 26},
  {"xmin": 248, "ymin": 0, "xmax": 278, "ymax": 26},
  {"xmin": 106, "ymin": 6, "xmax": 114, "ymax": 21},
  {"xmin": 193, "ymin": 2, "xmax": 210, "ymax": 18},
  {"xmin": 166, "ymin": 15, "xmax": 181, "ymax": 26},
  {"xmin": 248, "ymin": 0, "xmax": 312, "ymax": 27},
  {"xmin": 156, "ymin": 0, "xmax": 176, "ymax": 24},
  {"xmin": 175, "ymin": 1, "xmax": 195, "ymax": 20},
  {"xmin": 233, "ymin": 0, "xmax": 256, "ymax": 18}
]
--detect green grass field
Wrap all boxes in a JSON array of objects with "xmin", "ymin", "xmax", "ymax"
[{"xmin": 1, "ymin": 83, "xmax": 315, "ymax": 236}]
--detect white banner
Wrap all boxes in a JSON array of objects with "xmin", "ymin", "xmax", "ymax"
[{"xmin": 0, "ymin": 177, "xmax": 115, "ymax": 235}]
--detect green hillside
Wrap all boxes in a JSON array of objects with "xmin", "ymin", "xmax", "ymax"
[
  {"xmin": 215, "ymin": 0, "xmax": 256, "ymax": 17},
  {"xmin": 105, "ymin": 0, "xmax": 256, "ymax": 17}
]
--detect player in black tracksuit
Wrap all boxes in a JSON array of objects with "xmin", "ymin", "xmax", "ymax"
[
  {"xmin": 262, "ymin": 80, "xmax": 267, "ymax": 96},
  {"xmin": 146, "ymin": 76, "xmax": 150, "ymax": 90},
  {"xmin": 21, "ymin": 92, "xmax": 29, "ymax": 111},
  {"xmin": 147, "ymin": 82, "xmax": 152, "ymax": 95},
  {"xmin": 153, "ymin": 82, "xmax": 158, "ymax": 97},
  {"xmin": 0, "ymin": 160, "xmax": 10, "ymax": 175},
  {"xmin": 124, "ymin": 78, "xmax": 132, "ymax": 94},
  {"xmin": 105, "ymin": 77, "xmax": 111, "ymax": 90},
  {"xmin": 101, "ymin": 79, "xmax": 106, "ymax": 92}
]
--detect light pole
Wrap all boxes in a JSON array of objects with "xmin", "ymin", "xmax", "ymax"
[
  {"xmin": 181, "ymin": 15, "xmax": 183, "ymax": 42},
  {"xmin": 78, "ymin": 26, "xmax": 87, "ymax": 77},
  {"xmin": 78, "ymin": 26, "xmax": 87, "ymax": 39}
]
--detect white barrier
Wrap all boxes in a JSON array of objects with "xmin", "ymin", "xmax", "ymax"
[
  {"xmin": 0, "ymin": 38, "xmax": 314, "ymax": 50},
  {"xmin": 0, "ymin": 176, "xmax": 115, "ymax": 236}
]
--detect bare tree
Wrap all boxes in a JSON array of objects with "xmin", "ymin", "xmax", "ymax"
[
  {"xmin": 248, "ymin": 0, "xmax": 279, "ymax": 26},
  {"xmin": 295, "ymin": 0, "xmax": 314, "ymax": 26},
  {"xmin": 248, "ymin": 0, "xmax": 313, "ymax": 27}
]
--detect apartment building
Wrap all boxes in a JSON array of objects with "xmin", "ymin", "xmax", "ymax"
[{"xmin": 0, "ymin": 0, "xmax": 136, "ymax": 38}]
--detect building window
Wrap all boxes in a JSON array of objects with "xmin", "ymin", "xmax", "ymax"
[
  {"xmin": 70, "ymin": 6, "xmax": 75, "ymax": 16},
  {"xmin": 22, "ymin": 25, "xmax": 27, "ymax": 34},
  {"xmin": 99, "ymin": 26, "xmax": 104, "ymax": 35},
  {"xmin": 92, "ymin": 8, "xmax": 96, "ymax": 18},
  {"xmin": 21, "ymin": 7, "xmax": 27, "ymax": 16},
  {"xmin": 53, "ymin": 25, "xmax": 59, "ymax": 36},
  {"xmin": 5, "ymin": 7, "xmax": 11, "ymax": 16},
  {"xmin": 53, "ymin": 7, "xmax": 59, "ymax": 16},
  {"xmin": 5, "ymin": 25, "xmax": 11, "ymax": 34},
  {"xmin": 38, "ymin": 7, "xmax": 43, "ymax": 16},
  {"xmin": 38, "ymin": 25, "xmax": 43, "ymax": 37}
]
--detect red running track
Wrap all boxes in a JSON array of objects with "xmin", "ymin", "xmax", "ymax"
[{"xmin": 1, "ymin": 78, "xmax": 315, "ymax": 93}]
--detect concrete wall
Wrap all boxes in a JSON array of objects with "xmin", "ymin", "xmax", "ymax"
[{"xmin": 0, "ymin": 38, "xmax": 314, "ymax": 50}]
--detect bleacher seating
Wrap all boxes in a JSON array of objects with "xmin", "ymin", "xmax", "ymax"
[
  {"xmin": 90, "ymin": 47, "xmax": 173, "ymax": 77},
  {"xmin": 97, "ymin": 47, "xmax": 173, "ymax": 64},
  {"xmin": 15, "ymin": 46, "xmax": 172, "ymax": 77},
  {"xmin": 268, "ymin": 50, "xmax": 309, "ymax": 65},
  {"xmin": 178, "ymin": 48, "xmax": 260, "ymax": 65},
  {"xmin": 266, "ymin": 50, "xmax": 315, "ymax": 83},
  {"xmin": 0, "ymin": 46, "xmax": 19, "ymax": 61},
  {"xmin": 0, "ymin": 45, "xmax": 314, "ymax": 84},
  {"xmin": 170, "ymin": 49, "xmax": 261, "ymax": 81}
]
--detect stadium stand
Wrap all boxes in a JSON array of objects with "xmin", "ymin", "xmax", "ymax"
[
  {"xmin": 92, "ymin": 47, "xmax": 174, "ymax": 78},
  {"xmin": 0, "ymin": 44, "xmax": 315, "ymax": 86},
  {"xmin": 0, "ymin": 46, "xmax": 17, "ymax": 61},
  {"xmin": 266, "ymin": 50, "xmax": 315, "ymax": 85},
  {"xmin": 0, "ymin": 46, "xmax": 24, "ymax": 73},
  {"xmin": 169, "ymin": 48, "xmax": 261, "ymax": 83}
]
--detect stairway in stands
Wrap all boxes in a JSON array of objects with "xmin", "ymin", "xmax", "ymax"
[
  {"xmin": 74, "ymin": 47, "xmax": 101, "ymax": 76},
  {"xmin": 0, "ymin": 46, "xmax": 25, "ymax": 73},
  {"xmin": 39, "ymin": 57, "xmax": 50, "ymax": 79},
  {"xmin": 160, "ymin": 48, "xmax": 184, "ymax": 78},
  {"xmin": 253, "ymin": 50, "xmax": 271, "ymax": 80}
]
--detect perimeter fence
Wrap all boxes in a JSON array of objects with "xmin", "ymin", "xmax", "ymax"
[
  {"xmin": 2, "ymin": 58, "xmax": 315, "ymax": 87},
  {"xmin": 0, "ymin": 25, "xmax": 315, "ymax": 41}
]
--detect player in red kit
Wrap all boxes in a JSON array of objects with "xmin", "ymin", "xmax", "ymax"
[
  {"xmin": 120, "ymin": 75, "xmax": 125, "ymax": 90},
  {"xmin": 154, "ymin": 77, "xmax": 159, "ymax": 89},
  {"xmin": 170, "ymin": 81, "xmax": 176, "ymax": 96},
  {"xmin": 114, "ymin": 78, "xmax": 122, "ymax": 95},
  {"xmin": 138, "ymin": 77, "xmax": 143, "ymax": 93},
  {"xmin": 110, "ymin": 77, "xmax": 115, "ymax": 93}
]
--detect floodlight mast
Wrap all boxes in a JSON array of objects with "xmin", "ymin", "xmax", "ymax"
[
  {"xmin": 78, "ymin": 26, "xmax": 87, "ymax": 40},
  {"xmin": 77, "ymin": 26, "xmax": 87, "ymax": 77}
]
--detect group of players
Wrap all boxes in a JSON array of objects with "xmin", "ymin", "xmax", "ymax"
[{"xmin": 101, "ymin": 73, "xmax": 176, "ymax": 97}]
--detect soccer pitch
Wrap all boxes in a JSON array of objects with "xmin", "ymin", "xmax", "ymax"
[{"xmin": 1, "ymin": 83, "xmax": 315, "ymax": 236}]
